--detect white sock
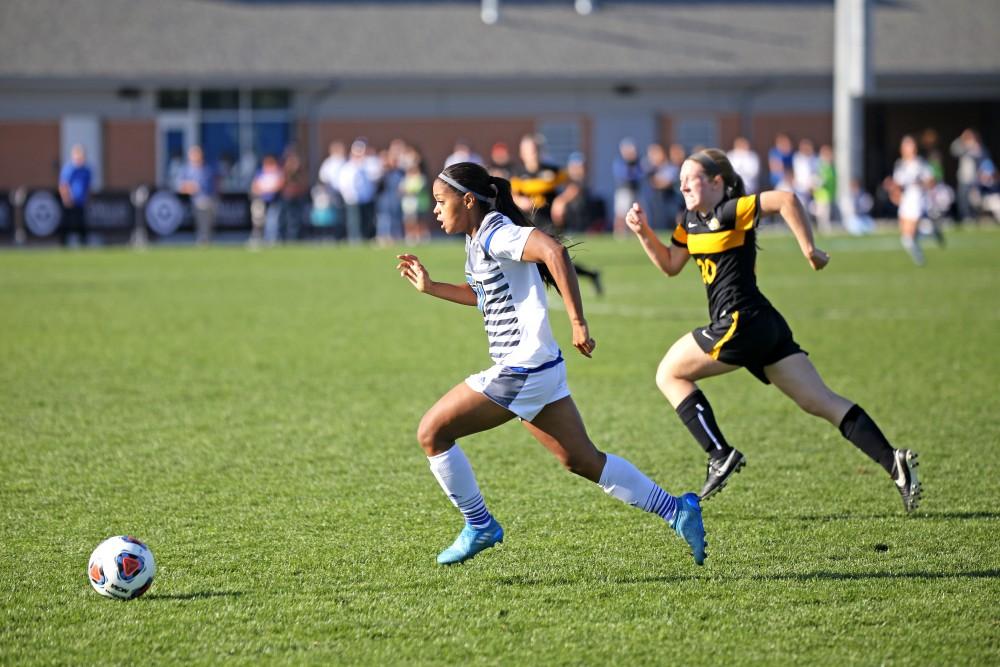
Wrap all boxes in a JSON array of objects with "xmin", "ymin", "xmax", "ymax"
[
  {"xmin": 427, "ymin": 445, "xmax": 493, "ymax": 529},
  {"xmin": 598, "ymin": 453, "xmax": 678, "ymax": 522}
]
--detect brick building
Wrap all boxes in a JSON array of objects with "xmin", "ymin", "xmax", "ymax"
[{"xmin": 0, "ymin": 0, "xmax": 997, "ymax": 205}]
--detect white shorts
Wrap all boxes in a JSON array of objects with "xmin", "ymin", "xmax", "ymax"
[{"xmin": 465, "ymin": 358, "xmax": 570, "ymax": 422}]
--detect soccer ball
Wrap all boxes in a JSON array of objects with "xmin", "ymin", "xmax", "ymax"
[{"xmin": 87, "ymin": 535, "xmax": 156, "ymax": 600}]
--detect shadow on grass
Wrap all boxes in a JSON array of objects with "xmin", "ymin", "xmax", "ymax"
[
  {"xmin": 793, "ymin": 511, "xmax": 1000, "ymax": 521},
  {"xmin": 491, "ymin": 569, "xmax": 1000, "ymax": 587},
  {"xmin": 143, "ymin": 591, "xmax": 244, "ymax": 601},
  {"xmin": 752, "ymin": 569, "xmax": 1000, "ymax": 582}
]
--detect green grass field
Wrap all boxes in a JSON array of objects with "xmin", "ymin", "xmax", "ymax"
[{"xmin": 2, "ymin": 228, "xmax": 999, "ymax": 665}]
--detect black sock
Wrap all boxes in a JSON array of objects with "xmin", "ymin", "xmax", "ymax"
[
  {"xmin": 839, "ymin": 404, "xmax": 895, "ymax": 473},
  {"xmin": 676, "ymin": 389, "xmax": 733, "ymax": 459}
]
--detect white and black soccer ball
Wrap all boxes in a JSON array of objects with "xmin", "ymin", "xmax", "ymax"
[{"xmin": 87, "ymin": 536, "xmax": 156, "ymax": 600}]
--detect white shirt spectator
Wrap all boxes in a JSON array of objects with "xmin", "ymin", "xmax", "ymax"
[{"xmin": 727, "ymin": 145, "xmax": 760, "ymax": 194}]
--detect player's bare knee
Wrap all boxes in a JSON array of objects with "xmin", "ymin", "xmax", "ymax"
[
  {"xmin": 416, "ymin": 415, "xmax": 448, "ymax": 456},
  {"xmin": 563, "ymin": 448, "xmax": 604, "ymax": 482},
  {"xmin": 795, "ymin": 391, "xmax": 834, "ymax": 419},
  {"xmin": 654, "ymin": 361, "xmax": 680, "ymax": 395}
]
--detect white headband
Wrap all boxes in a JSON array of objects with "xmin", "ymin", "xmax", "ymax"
[{"xmin": 438, "ymin": 173, "xmax": 494, "ymax": 205}]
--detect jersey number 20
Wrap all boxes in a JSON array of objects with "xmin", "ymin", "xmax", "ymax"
[{"xmin": 695, "ymin": 258, "xmax": 717, "ymax": 285}]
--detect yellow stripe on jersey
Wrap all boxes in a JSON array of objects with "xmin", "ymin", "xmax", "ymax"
[
  {"xmin": 672, "ymin": 224, "xmax": 688, "ymax": 245},
  {"xmin": 687, "ymin": 228, "xmax": 747, "ymax": 254},
  {"xmin": 735, "ymin": 195, "xmax": 757, "ymax": 231},
  {"xmin": 510, "ymin": 172, "xmax": 569, "ymax": 208},
  {"xmin": 709, "ymin": 311, "xmax": 740, "ymax": 360}
]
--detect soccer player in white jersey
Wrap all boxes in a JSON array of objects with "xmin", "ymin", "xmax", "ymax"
[{"xmin": 396, "ymin": 161, "xmax": 708, "ymax": 566}]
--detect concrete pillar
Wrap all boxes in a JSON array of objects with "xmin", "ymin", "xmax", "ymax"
[{"xmin": 834, "ymin": 0, "xmax": 872, "ymax": 222}]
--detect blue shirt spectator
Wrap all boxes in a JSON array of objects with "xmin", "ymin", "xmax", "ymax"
[{"xmin": 59, "ymin": 145, "xmax": 92, "ymax": 206}]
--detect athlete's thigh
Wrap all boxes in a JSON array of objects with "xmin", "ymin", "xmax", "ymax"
[
  {"xmin": 421, "ymin": 381, "xmax": 518, "ymax": 442},
  {"xmin": 660, "ymin": 332, "xmax": 740, "ymax": 382},
  {"xmin": 521, "ymin": 396, "xmax": 605, "ymax": 481},
  {"xmin": 763, "ymin": 352, "xmax": 851, "ymax": 423}
]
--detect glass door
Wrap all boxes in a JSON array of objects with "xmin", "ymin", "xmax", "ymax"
[{"xmin": 156, "ymin": 114, "xmax": 196, "ymax": 188}]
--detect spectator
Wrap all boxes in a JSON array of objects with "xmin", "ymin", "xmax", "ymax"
[
  {"xmin": 812, "ymin": 144, "xmax": 836, "ymax": 234},
  {"xmin": 250, "ymin": 154, "xmax": 285, "ymax": 245},
  {"xmin": 919, "ymin": 128, "xmax": 946, "ymax": 183},
  {"xmin": 643, "ymin": 142, "xmax": 680, "ymax": 231},
  {"xmin": 510, "ymin": 133, "xmax": 566, "ymax": 227},
  {"xmin": 174, "ymin": 145, "xmax": 217, "ymax": 245},
  {"xmin": 399, "ymin": 146, "xmax": 431, "ymax": 244},
  {"xmin": 487, "ymin": 141, "xmax": 513, "ymax": 179},
  {"xmin": 375, "ymin": 139, "xmax": 406, "ymax": 244},
  {"xmin": 337, "ymin": 137, "xmax": 380, "ymax": 242},
  {"xmin": 309, "ymin": 184, "xmax": 337, "ymax": 237},
  {"xmin": 510, "ymin": 136, "xmax": 601, "ymax": 294},
  {"xmin": 727, "ymin": 137, "xmax": 760, "ymax": 195},
  {"xmin": 552, "ymin": 151, "xmax": 602, "ymax": 234},
  {"xmin": 950, "ymin": 128, "xmax": 991, "ymax": 223},
  {"xmin": 318, "ymin": 141, "xmax": 347, "ymax": 235},
  {"xmin": 978, "ymin": 158, "xmax": 1000, "ymax": 222},
  {"xmin": 611, "ymin": 137, "xmax": 643, "ymax": 237},
  {"xmin": 279, "ymin": 148, "xmax": 308, "ymax": 242},
  {"xmin": 58, "ymin": 144, "xmax": 92, "ymax": 246},
  {"xmin": 443, "ymin": 139, "xmax": 483, "ymax": 168},
  {"xmin": 792, "ymin": 138, "xmax": 819, "ymax": 209},
  {"xmin": 767, "ymin": 133, "xmax": 794, "ymax": 188}
]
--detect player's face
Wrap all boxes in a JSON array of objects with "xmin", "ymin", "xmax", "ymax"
[
  {"xmin": 680, "ymin": 160, "xmax": 723, "ymax": 213},
  {"xmin": 432, "ymin": 179, "xmax": 473, "ymax": 235}
]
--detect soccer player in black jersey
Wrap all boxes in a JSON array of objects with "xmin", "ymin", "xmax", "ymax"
[
  {"xmin": 625, "ymin": 148, "xmax": 921, "ymax": 513},
  {"xmin": 511, "ymin": 134, "xmax": 604, "ymax": 295}
]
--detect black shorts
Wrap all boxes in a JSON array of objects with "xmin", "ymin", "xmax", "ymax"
[{"xmin": 692, "ymin": 306, "xmax": 805, "ymax": 384}]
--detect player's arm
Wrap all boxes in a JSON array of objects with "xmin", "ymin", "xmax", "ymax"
[
  {"xmin": 396, "ymin": 254, "xmax": 477, "ymax": 306},
  {"xmin": 758, "ymin": 191, "xmax": 829, "ymax": 271},
  {"xmin": 625, "ymin": 203, "xmax": 690, "ymax": 276},
  {"xmin": 520, "ymin": 230, "xmax": 595, "ymax": 358}
]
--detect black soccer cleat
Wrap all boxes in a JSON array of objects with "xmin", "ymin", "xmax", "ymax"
[
  {"xmin": 699, "ymin": 449, "xmax": 746, "ymax": 500},
  {"xmin": 891, "ymin": 448, "xmax": 921, "ymax": 513}
]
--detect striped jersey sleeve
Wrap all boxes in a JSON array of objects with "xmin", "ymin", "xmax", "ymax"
[{"xmin": 480, "ymin": 215, "xmax": 534, "ymax": 261}]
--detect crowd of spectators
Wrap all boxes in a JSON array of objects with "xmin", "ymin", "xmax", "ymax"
[{"xmin": 51, "ymin": 127, "xmax": 998, "ymax": 248}]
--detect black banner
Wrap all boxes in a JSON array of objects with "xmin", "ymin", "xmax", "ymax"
[
  {"xmin": 0, "ymin": 192, "xmax": 11, "ymax": 235},
  {"xmin": 86, "ymin": 191, "xmax": 134, "ymax": 232},
  {"xmin": 214, "ymin": 193, "xmax": 251, "ymax": 231}
]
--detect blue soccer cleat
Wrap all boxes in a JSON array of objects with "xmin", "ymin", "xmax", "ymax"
[
  {"xmin": 436, "ymin": 518, "xmax": 504, "ymax": 565},
  {"xmin": 671, "ymin": 492, "xmax": 707, "ymax": 566}
]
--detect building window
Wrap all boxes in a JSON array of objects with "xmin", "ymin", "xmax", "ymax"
[
  {"xmin": 251, "ymin": 89, "xmax": 291, "ymax": 110},
  {"xmin": 199, "ymin": 89, "xmax": 240, "ymax": 111},
  {"xmin": 156, "ymin": 88, "xmax": 293, "ymax": 186},
  {"xmin": 157, "ymin": 89, "xmax": 189, "ymax": 110}
]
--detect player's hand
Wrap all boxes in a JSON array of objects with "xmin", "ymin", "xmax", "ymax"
[
  {"xmin": 396, "ymin": 254, "xmax": 431, "ymax": 292},
  {"xmin": 624, "ymin": 203, "xmax": 648, "ymax": 235},
  {"xmin": 807, "ymin": 247, "xmax": 830, "ymax": 271},
  {"xmin": 571, "ymin": 320, "xmax": 596, "ymax": 358}
]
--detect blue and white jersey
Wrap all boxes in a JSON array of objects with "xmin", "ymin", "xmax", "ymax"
[{"xmin": 465, "ymin": 212, "xmax": 561, "ymax": 369}]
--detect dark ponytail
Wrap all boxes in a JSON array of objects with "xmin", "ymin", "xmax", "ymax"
[
  {"xmin": 689, "ymin": 148, "xmax": 746, "ymax": 201},
  {"xmin": 438, "ymin": 161, "xmax": 560, "ymax": 289},
  {"xmin": 488, "ymin": 175, "xmax": 535, "ymax": 229}
]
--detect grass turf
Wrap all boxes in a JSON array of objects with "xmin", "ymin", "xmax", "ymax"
[{"xmin": 1, "ymin": 227, "xmax": 998, "ymax": 665}]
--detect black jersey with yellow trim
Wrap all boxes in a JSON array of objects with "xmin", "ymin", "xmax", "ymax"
[
  {"xmin": 510, "ymin": 163, "xmax": 568, "ymax": 217},
  {"xmin": 671, "ymin": 194, "xmax": 772, "ymax": 322}
]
